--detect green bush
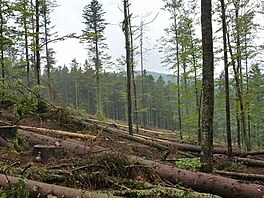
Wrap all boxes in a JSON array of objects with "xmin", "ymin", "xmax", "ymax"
[
  {"xmin": 0, "ymin": 179, "xmax": 29, "ymax": 198},
  {"xmin": 175, "ymin": 158, "xmax": 202, "ymax": 172}
]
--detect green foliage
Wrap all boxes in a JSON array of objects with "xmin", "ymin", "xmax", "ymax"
[
  {"xmin": 175, "ymin": 158, "xmax": 202, "ymax": 172},
  {"xmin": 14, "ymin": 97, "xmax": 37, "ymax": 118},
  {"xmin": 0, "ymin": 179, "xmax": 29, "ymax": 198},
  {"xmin": 95, "ymin": 110, "xmax": 108, "ymax": 121},
  {"xmin": 12, "ymin": 134, "xmax": 29, "ymax": 152}
]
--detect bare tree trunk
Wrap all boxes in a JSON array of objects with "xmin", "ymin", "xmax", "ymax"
[
  {"xmin": 226, "ymin": 26, "xmax": 249, "ymax": 151},
  {"xmin": 123, "ymin": 0, "xmax": 133, "ymax": 135},
  {"xmin": 43, "ymin": 2, "xmax": 52, "ymax": 100},
  {"xmin": 23, "ymin": 0, "xmax": 30, "ymax": 88},
  {"xmin": 220, "ymin": 0, "xmax": 232, "ymax": 159},
  {"xmin": 200, "ymin": 0, "xmax": 214, "ymax": 173},
  {"xmin": 172, "ymin": 7, "xmax": 182, "ymax": 139},
  {"xmin": 129, "ymin": 12, "xmax": 139, "ymax": 134},
  {"xmin": 230, "ymin": 0, "xmax": 249, "ymax": 151},
  {"xmin": 0, "ymin": 3, "xmax": 4, "ymax": 80},
  {"xmin": 35, "ymin": 0, "xmax": 41, "ymax": 86},
  {"xmin": 140, "ymin": 21, "xmax": 147, "ymax": 128},
  {"xmin": 244, "ymin": 34, "xmax": 251, "ymax": 150}
]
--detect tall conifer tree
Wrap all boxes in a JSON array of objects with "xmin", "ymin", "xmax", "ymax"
[{"xmin": 82, "ymin": 0, "xmax": 108, "ymax": 116}]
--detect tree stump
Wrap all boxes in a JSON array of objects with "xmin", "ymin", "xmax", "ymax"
[{"xmin": 32, "ymin": 145, "xmax": 67, "ymax": 163}]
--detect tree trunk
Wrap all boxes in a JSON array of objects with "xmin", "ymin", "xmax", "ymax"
[
  {"xmin": 129, "ymin": 12, "xmax": 139, "ymax": 134},
  {"xmin": 23, "ymin": 1, "xmax": 30, "ymax": 88},
  {"xmin": 173, "ymin": 7, "xmax": 182, "ymax": 139},
  {"xmin": 220, "ymin": 0, "xmax": 232, "ymax": 159},
  {"xmin": 214, "ymin": 170, "xmax": 264, "ymax": 181},
  {"xmin": 140, "ymin": 21, "xmax": 147, "ymax": 128},
  {"xmin": 18, "ymin": 125, "xmax": 96, "ymax": 140},
  {"xmin": 201, "ymin": 0, "xmax": 214, "ymax": 173},
  {"xmin": 123, "ymin": 0, "xmax": 133, "ymax": 135},
  {"xmin": 236, "ymin": 157, "xmax": 264, "ymax": 167},
  {"xmin": 0, "ymin": 136, "xmax": 13, "ymax": 149},
  {"xmin": 0, "ymin": 3, "xmax": 5, "ymax": 80},
  {"xmin": 35, "ymin": 0, "xmax": 41, "ymax": 86},
  {"xmin": 43, "ymin": 2, "xmax": 52, "ymax": 100},
  {"xmin": 17, "ymin": 129, "xmax": 105, "ymax": 155},
  {"xmin": 0, "ymin": 174, "xmax": 120, "ymax": 198}
]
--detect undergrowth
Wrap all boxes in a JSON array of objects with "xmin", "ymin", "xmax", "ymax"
[{"xmin": 175, "ymin": 158, "xmax": 202, "ymax": 172}]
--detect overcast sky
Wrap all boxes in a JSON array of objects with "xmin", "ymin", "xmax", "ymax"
[{"xmin": 50, "ymin": 0, "xmax": 172, "ymax": 74}]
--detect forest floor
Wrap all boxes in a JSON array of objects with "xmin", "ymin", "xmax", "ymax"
[{"xmin": 0, "ymin": 105, "xmax": 264, "ymax": 198}]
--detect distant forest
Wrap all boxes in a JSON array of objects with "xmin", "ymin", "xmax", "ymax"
[{"xmin": 41, "ymin": 58, "xmax": 263, "ymax": 149}]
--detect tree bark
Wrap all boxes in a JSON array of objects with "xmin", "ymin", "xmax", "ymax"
[
  {"xmin": 123, "ymin": 0, "xmax": 133, "ymax": 135},
  {"xmin": 236, "ymin": 157, "xmax": 264, "ymax": 167},
  {"xmin": 201, "ymin": 0, "xmax": 214, "ymax": 173},
  {"xmin": 35, "ymin": 0, "xmax": 41, "ymax": 86},
  {"xmin": 0, "ymin": 174, "xmax": 120, "ymax": 198},
  {"xmin": 0, "ymin": 136, "xmax": 13, "ymax": 149},
  {"xmin": 214, "ymin": 170, "xmax": 264, "ymax": 181}
]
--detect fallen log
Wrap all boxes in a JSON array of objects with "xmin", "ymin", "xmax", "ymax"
[
  {"xmin": 17, "ymin": 129, "xmax": 105, "ymax": 155},
  {"xmin": 248, "ymin": 150, "xmax": 264, "ymax": 156},
  {"xmin": 97, "ymin": 124, "xmax": 170, "ymax": 151},
  {"xmin": 95, "ymin": 123, "xmax": 250, "ymax": 157},
  {"xmin": 0, "ymin": 174, "xmax": 120, "ymax": 198},
  {"xmin": 236, "ymin": 157, "xmax": 264, "ymax": 167},
  {"xmin": 129, "ymin": 156, "xmax": 264, "ymax": 198},
  {"xmin": 0, "ymin": 136, "xmax": 13, "ymax": 149},
  {"xmin": 17, "ymin": 125, "xmax": 96, "ymax": 140},
  {"xmin": 214, "ymin": 170, "xmax": 264, "ymax": 181}
]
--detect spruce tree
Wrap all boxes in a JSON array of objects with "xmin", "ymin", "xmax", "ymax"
[{"xmin": 82, "ymin": 0, "xmax": 108, "ymax": 117}]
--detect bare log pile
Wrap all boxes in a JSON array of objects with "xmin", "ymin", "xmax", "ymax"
[{"xmin": 0, "ymin": 174, "xmax": 120, "ymax": 198}]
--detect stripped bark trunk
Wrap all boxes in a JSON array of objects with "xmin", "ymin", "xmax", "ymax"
[
  {"xmin": 0, "ymin": 174, "xmax": 120, "ymax": 198},
  {"xmin": 18, "ymin": 125, "xmax": 96, "ymax": 140}
]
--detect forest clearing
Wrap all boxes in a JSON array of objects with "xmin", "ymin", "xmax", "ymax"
[
  {"xmin": 1, "ymin": 0, "xmax": 264, "ymax": 197},
  {"xmin": 0, "ymin": 104, "xmax": 263, "ymax": 197}
]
